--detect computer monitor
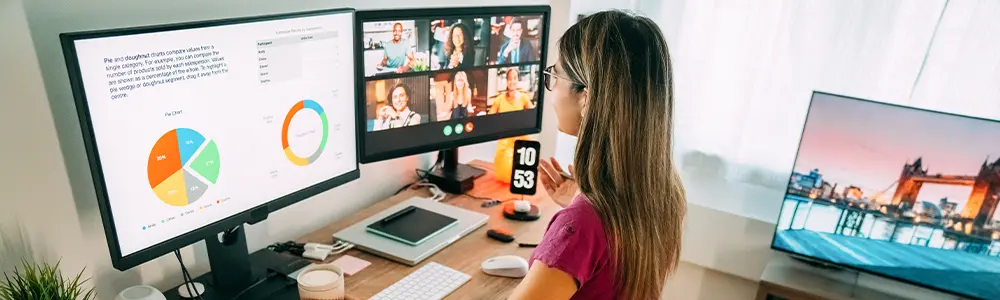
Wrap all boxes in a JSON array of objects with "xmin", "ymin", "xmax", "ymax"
[
  {"xmin": 60, "ymin": 8, "xmax": 358, "ymax": 296},
  {"xmin": 355, "ymin": 6, "xmax": 550, "ymax": 192},
  {"xmin": 773, "ymin": 92, "xmax": 1000, "ymax": 300}
]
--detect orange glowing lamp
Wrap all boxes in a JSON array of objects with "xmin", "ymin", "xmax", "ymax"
[{"xmin": 493, "ymin": 136, "xmax": 531, "ymax": 183}]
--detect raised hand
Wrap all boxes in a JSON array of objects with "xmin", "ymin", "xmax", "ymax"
[
  {"xmin": 379, "ymin": 106, "xmax": 397, "ymax": 120},
  {"xmin": 539, "ymin": 157, "xmax": 577, "ymax": 208},
  {"xmin": 449, "ymin": 53, "xmax": 462, "ymax": 68}
]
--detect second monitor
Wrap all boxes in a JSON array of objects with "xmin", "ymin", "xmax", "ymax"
[{"xmin": 356, "ymin": 6, "xmax": 550, "ymax": 192}]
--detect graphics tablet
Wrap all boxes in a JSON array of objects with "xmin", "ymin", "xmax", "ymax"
[{"xmin": 366, "ymin": 205, "xmax": 458, "ymax": 246}]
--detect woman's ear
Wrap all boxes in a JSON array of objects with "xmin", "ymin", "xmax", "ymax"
[{"xmin": 578, "ymin": 87, "xmax": 589, "ymax": 118}]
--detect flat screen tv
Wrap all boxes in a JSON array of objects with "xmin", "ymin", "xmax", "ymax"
[{"xmin": 773, "ymin": 91, "xmax": 1000, "ymax": 300}]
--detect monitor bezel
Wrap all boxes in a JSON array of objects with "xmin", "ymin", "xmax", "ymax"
[
  {"xmin": 354, "ymin": 5, "xmax": 551, "ymax": 163},
  {"xmin": 770, "ymin": 90, "xmax": 992, "ymax": 300},
  {"xmin": 59, "ymin": 7, "xmax": 361, "ymax": 271}
]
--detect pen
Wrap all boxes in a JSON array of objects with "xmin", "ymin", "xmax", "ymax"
[
  {"xmin": 381, "ymin": 206, "xmax": 415, "ymax": 224},
  {"xmin": 518, "ymin": 243, "xmax": 537, "ymax": 248}
]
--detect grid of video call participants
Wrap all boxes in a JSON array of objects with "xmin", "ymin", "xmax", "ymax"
[{"xmin": 361, "ymin": 15, "xmax": 544, "ymax": 132}]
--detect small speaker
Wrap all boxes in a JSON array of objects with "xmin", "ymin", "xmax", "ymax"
[{"xmin": 115, "ymin": 285, "xmax": 167, "ymax": 300}]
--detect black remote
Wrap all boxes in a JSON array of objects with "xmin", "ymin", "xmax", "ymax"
[{"xmin": 486, "ymin": 229, "xmax": 515, "ymax": 243}]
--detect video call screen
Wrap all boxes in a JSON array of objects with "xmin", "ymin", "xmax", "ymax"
[{"xmin": 357, "ymin": 9, "xmax": 548, "ymax": 162}]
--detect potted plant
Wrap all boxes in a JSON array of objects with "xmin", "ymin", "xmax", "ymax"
[{"xmin": 0, "ymin": 259, "xmax": 95, "ymax": 300}]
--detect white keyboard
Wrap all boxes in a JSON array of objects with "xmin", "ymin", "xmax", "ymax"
[{"xmin": 369, "ymin": 262, "xmax": 471, "ymax": 300}]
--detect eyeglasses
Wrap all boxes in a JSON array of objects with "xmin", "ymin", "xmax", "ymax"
[{"xmin": 542, "ymin": 65, "xmax": 581, "ymax": 91}]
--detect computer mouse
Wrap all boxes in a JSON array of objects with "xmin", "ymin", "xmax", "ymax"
[{"xmin": 481, "ymin": 255, "xmax": 529, "ymax": 278}]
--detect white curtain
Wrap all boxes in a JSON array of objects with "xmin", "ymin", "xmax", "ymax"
[
  {"xmin": 910, "ymin": 1, "xmax": 1000, "ymax": 115},
  {"xmin": 641, "ymin": 0, "xmax": 976, "ymax": 221}
]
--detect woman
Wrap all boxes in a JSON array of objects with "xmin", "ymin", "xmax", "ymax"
[
  {"xmin": 488, "ymin": 68, "xmax": 534, "ymax": 114},
  {"xmin": 443, "ymin": 22, "xmax": 475, "ymax": 69},
  {"xmin": 374, "ymin": 83, "xmax": 421, "ymax": 130},
  {"xmin": 508, "ymin": 11, "xmax": 686, "ymax": 300},
  {"xmin": 448, "ymin": 71, "xmax": 474, "ymax": 119}
]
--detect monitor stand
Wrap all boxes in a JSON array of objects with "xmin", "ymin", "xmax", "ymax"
[
  {"xmin": 164, "ymin": 225, "xmax": 309, "ymax": 300},
  {"xmin": 427, "ymin": 148, "xmax": 486, "ymax": 194}
]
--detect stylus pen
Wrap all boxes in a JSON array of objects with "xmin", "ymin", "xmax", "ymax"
[
  {"xmin": 518, "ymin": 243, "xmax": 537, "ymax": 248},
  {"xmin": 381, "ymin": 206, "xmax": 416, "ymax": 224}
]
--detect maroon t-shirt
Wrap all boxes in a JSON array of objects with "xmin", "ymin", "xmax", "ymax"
[{"xmin": 529, "ymin": 194, "xmax": 618, "ymax": 299}]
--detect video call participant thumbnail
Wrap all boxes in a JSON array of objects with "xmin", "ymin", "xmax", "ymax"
[
  {"xmin": 362, "ymin": 20, "xmax": 430, "ymax": 76},
  {"xmin": 431, "ymin": 18, "xmax": 487, "ymax": 70},
  {"xmin": 488, "ymin": 67, "xmax": 537, "ymax": 114},
  {"xmin": 489, "ymin": 16, "xmax": 543, "ymax": 65},
  {"xmin": 431, "ymin": 69, "xmax": 488, "ymax": 121},
  {"xmin": 490, "ymin": 16, "xmax": 516, "ymax": 39},
  {"xmin": 365, "ymin": 76, "xmax": 431, "ymax": 131}
]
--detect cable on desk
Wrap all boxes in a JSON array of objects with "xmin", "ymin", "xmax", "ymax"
[
  {"xmin": 464, "ymin": 193, "xmax": 494, "ymax": 201},
  {"xmin": 415, "ymin": 167, "xmax": 433, "ymax": 179},
  {"xmin": 268, "ymin": 240, "xmax": 354, "ymax": 255},
  {"xmin": 173, "ymin": 250, "xmax": 205, "ymax": 300},
  {"xmin": 267, "ymin": 241, "xmax": 306, "ymax": 256},
  {"xmin": 465, "ymin": 193, "xmax": 521, "ymax": 208},
  {"xmin": 332, "ymin": 243, "xmax": 355, "ymax": 255},
  {"xmin": 413, "ymin": 180, "xmax": 446, "ymax": 202},
  {"xmin": 394, "ymin": 152, "xmax": 444, "ymax": 195},
  {"xmin": 395, "ymin": 168, "xmax": 433, "ymax": 195}
]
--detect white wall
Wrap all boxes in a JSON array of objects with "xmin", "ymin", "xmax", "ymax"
[
  {"xmin": 0, "ymin": 0, "xmax": 71, "ymax": 276},
  {"xmin": 1, "ymin": 0, "xmax": 563, "ymax": 297},
  {"xmin": 662, "ymin": 261, "xmax": 759, "ymax": 300}
]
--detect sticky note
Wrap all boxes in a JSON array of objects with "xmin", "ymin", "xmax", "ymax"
[{"xmin": 332, "ymin": 255, "xmax": 371, "ymax": 276}]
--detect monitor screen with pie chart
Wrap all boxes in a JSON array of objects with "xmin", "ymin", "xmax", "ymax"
[{"xmin": 61, "ymin": 9, "xmax": 359, "ymax": 265}]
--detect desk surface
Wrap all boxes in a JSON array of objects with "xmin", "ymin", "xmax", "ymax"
[{"xmin": 297, "ymin": 160, "xmax": 559, "ymax": 300}]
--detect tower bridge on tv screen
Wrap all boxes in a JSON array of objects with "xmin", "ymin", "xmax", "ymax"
[{"xmin": 892, "ymin": 157, "xmax": 1000, "ymax": 227}]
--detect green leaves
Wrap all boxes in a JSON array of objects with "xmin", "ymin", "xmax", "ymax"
[{"xmin": 0, "ymin": 259, "xmax": 96, "ymax": 300}]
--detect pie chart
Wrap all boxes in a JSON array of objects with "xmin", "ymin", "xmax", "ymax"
[
  {"xmin": 281, "ymin": 100, "xmax": 329, "ymax": 166},
  {"xmin": 147, "ymin": 128, "xmax": 220, "ymax": 206}
]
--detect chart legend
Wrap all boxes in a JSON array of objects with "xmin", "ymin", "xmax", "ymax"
[
  {"xmin": 281, "ymin": 99, "xmax": 329, "ymax": 166},
  {"xmin": 147, "ymin": 128, "xmax": 220, "ymax": 206}
]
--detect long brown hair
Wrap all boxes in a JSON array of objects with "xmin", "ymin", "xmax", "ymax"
[
  {"xmin": 560, "ymin": 10, "xmax": 686, "ymax": 299},
  {"xmin": 445, "ymin": 22, "xmax": 472, "ymax": 56}
]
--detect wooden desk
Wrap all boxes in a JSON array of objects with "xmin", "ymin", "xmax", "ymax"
[{"xmin": 297, "ymin": 160, "xmax": 559, "ymax": 299}]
